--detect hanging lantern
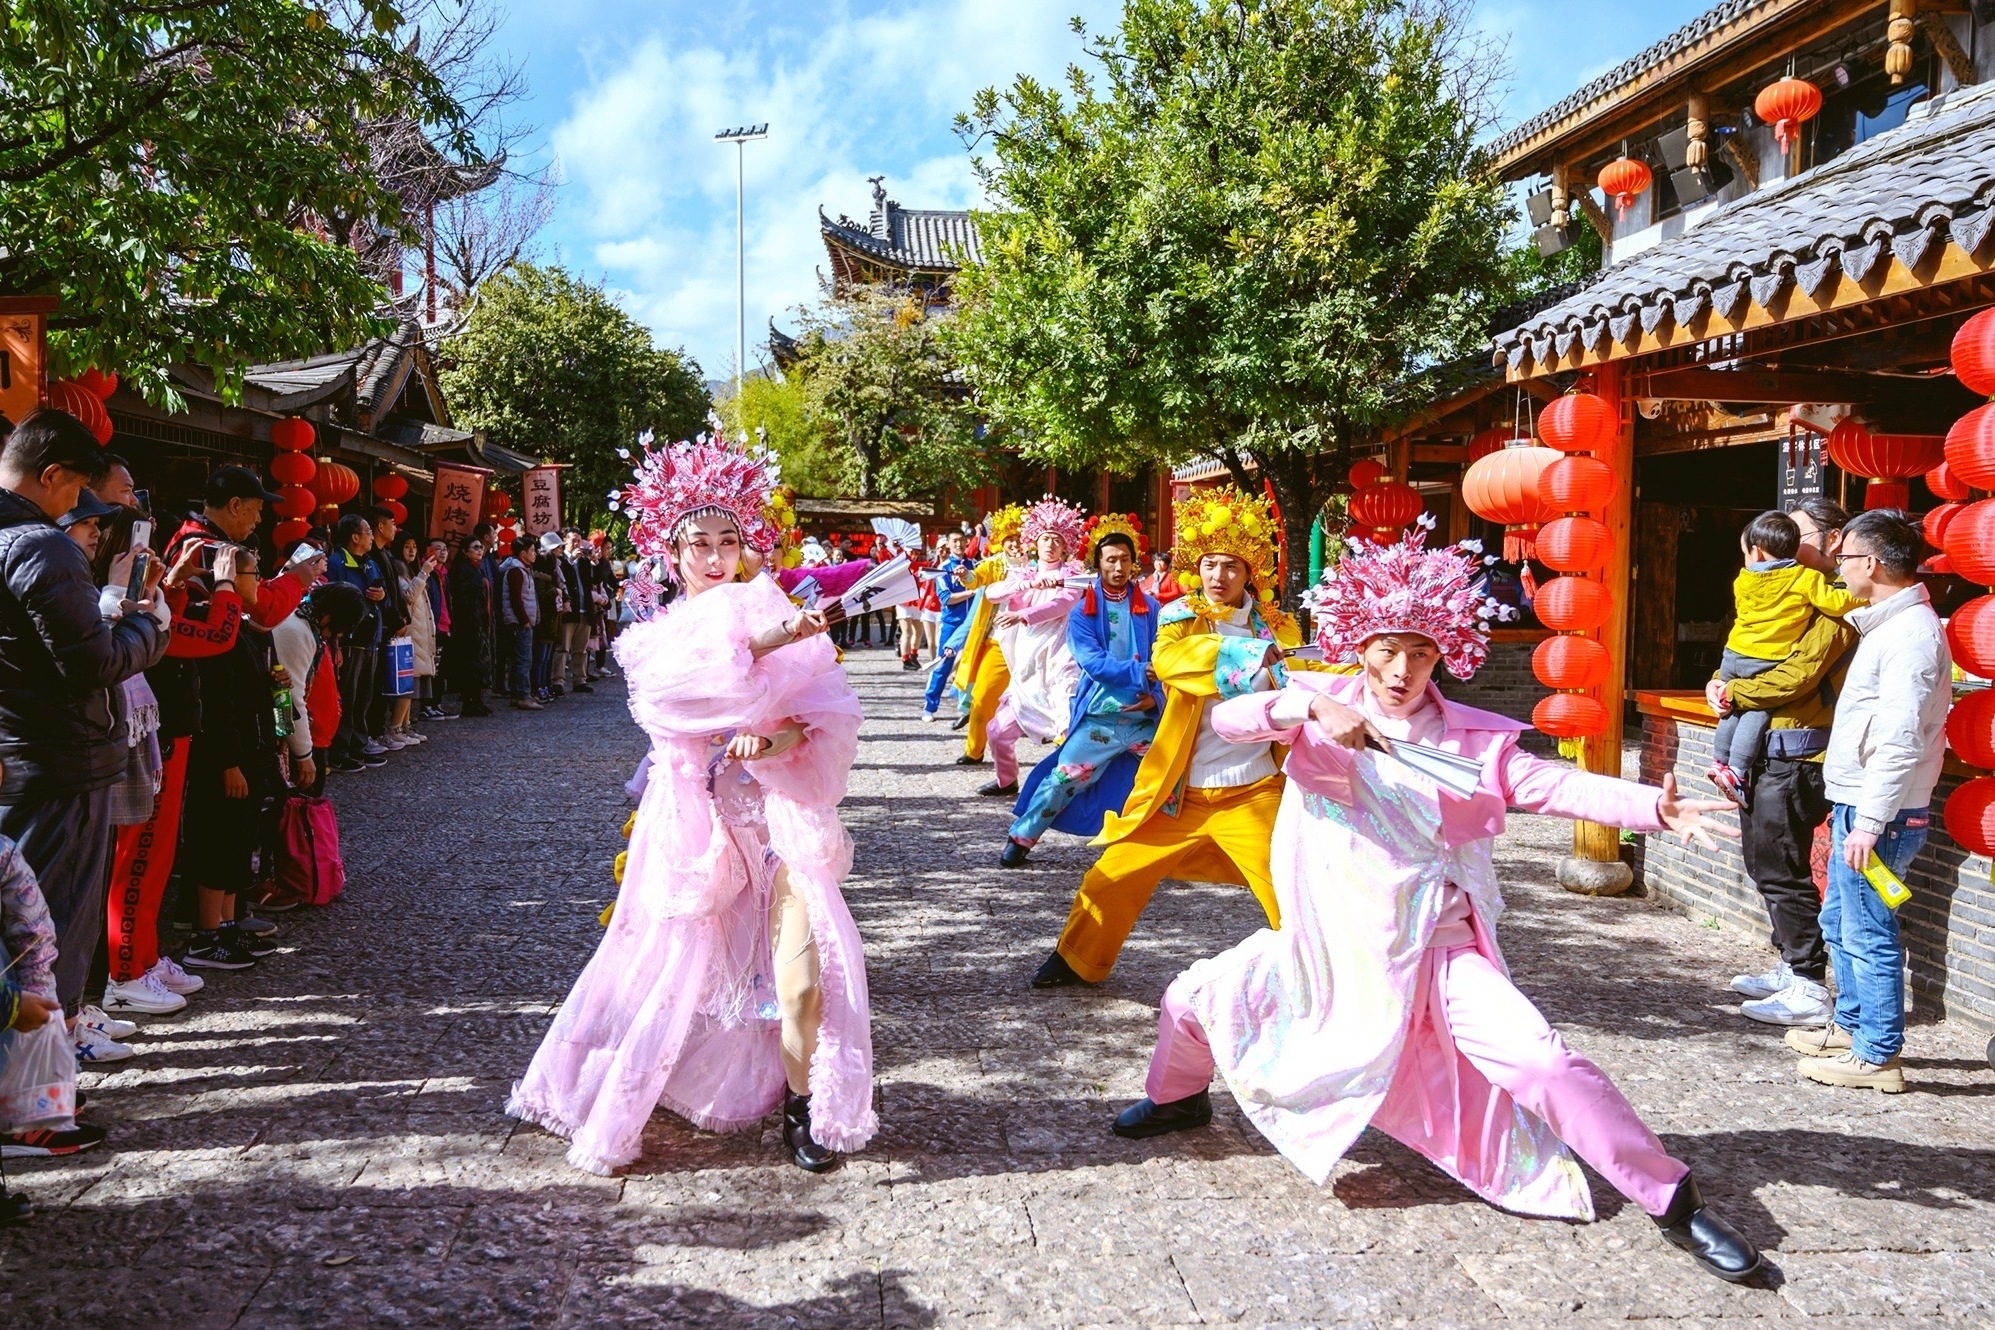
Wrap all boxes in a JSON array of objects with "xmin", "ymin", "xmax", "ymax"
[
  {"xmin": 1754, "ymin": 76, "xmax": 1823, "ymax": 153},
  {"xmin": 1537, "ymin": 516, "xmax": 1613, "ymax": 572},
  {"xmin": 271, "ymin": 417, "xmax": 315, "ymax": 452},
  {"xmin": 1929, "ymin": 459, "xmax": 1973, "ymax": 503},
  {"xmin": 1954, "ymin": 308, "xmax": 1995, "ymax": 398},
  {"xmin": 274, "ymin": 518, "xmax": 312, "ymax": 548},
  {"xmin": 1533, "ymin": 693, "xmax": 1609, "ymax": 738},
  {"xmin": 1532, "ymin": 635, "xmax": 1611, "ymax": 690},
  {"xmin": 382, "ymin": 499, "xmax": 408, "ymax": 525},
  {"xmin": 1945, "ymin": 689, "xmax": 1995, "ymax": 770},
  {"xmin": 1826, "ymin": 418, "xmax": 1945, "ymax": 487},
  {"xmin": 1348, "ymin": 480, "xmax": 1423, "ymax": 531},
  {"xmin": 1597, "ymin": 155, "xmax": 1652, "ymax": 213},
  {"xmin": 1538, "ymin": 393, "xmax": 1615, "ymax": 454},
  {"xmin": 76, "ymin": 369, "xmax": 118, "ymax": 400},
  {"xmin": 1536, "ymin": 576, "xmax": 1613, "ymax": 632},
  {"xmin": 1926, "ymin": 502, "xmax": 1966, "ymax": 550},
  {"xmin": 1539, "ymin": 456, "xmax": 1618, "ymax": 513},
  {"xmin": 313, "ymin": 502, "xmax": 341, "ymax": 527},
  {"xmin": 1463, "ymin": 444, "xmax": 1560, "ymax": 561},
  {"xmin": 1348, "ymin": 459, "xmax": 1386, "ymax": 490},
  {"xmin": 1946, "ymin": 776, "xmax": 1995, "ymax": 858},
  {"xmin": 1949, "ymin": 595, "xmax": 1995, "ymax": 677},
  {"xmin": 1946, "ymin": 404, "xmax": 1995, "ymax": 490},
  {"xmin": 1943, "ymin": 499, "xmax": 1995, "ymax": 584},
  {"xmin": 270, "ymin": 452, "xmax": 316, "ymax": 488},
  {"xmin": 486, "ymin": 489, "xmax": 513, "ymax": 518},
  {"xmin": 308, "ymin": 461, "xmax": 359, "ymax": 506},
  {"xmin": 1466, "ymin": 428, "xmax": 1514, "ymax": 464},
  {"xmin": 372, "ymin": 473, "xmax": 409, "ymax": 502},
  {"xmin": 46, "ymin": 379, "xmax": 113, "ymax": 445},
  {"xmin": 273, "ymin": 486, "xmax": 316, "ymax": 521},
  {"xmin": 1864, "ymin": 480, "xmax": 1911, "ymax": 512}
]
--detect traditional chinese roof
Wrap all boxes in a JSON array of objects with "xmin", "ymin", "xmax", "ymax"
[
  {"xmin": 1492, "ymin": 78, "xmax": 1995, "ymax": 376},
  {"xmin": 820, "ymin": 178, "xmax": 982, "ymax": 288}
]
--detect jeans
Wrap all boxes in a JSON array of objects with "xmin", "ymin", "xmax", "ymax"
[
  {"xmin": 499, "ymin": 622, "xmax": 533, "ymax": 696},
  {"xmin": 1822, "ymin": 803, "xmax": 1927, "ymax": 1064},
  {"xmin": 1713, "ymin": 648, "xmax": 1781, "ymax": 772},
  {"xmin": 533, "ymin": 639, "xmax": 555, "ymax": 694}
]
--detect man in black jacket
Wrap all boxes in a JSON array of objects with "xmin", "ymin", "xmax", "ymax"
[
  {"xmin": 0, "ymin": 410, "xmax": 168, "ymax": 1015},
  {"xmin": 362, "ymin": 505, "xmax": 408, "ymax": 745}
]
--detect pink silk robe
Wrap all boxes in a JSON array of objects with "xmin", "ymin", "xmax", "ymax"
[
  {"xmin": 507, "ymin": 574, "xmax": 876, "ymax": 1174},
  {"xmin": 1192, "ymin": 672, "xmax": 1667, "ymax": 1218},
  {"xmin": 985, "ymin": 560, "xmax": 1085, "ymax": 739}
]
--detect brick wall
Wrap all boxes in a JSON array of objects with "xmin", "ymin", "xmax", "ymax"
[
  {"xmin": 1435, "ymin": 637, "xmax": 1551, "ymax": 725},
  {"xmin": 1634, "ymin": 710, "xmax": 1995, "ymax": 1033}
]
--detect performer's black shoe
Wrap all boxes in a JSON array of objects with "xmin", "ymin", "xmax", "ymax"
[
  {"xmin": 949, "ymin": 713, "xmax": 971, "ymax": 731},
  {"xmin": 1653, "ymin": 1175, "xmax": 1762, "ymax": 1284},
  {"xmin": 999, "ymin": 840, "xmax": 1031, "ymax": 868},
  {"xmin": 977, "ymin": 779, "xmax": 1017, "ymax": 797},
  {"xmin": 953, "ymin": 753, "xmax": 984, "ymax": 766},
  {"xmin": 1112, "ymin": 1090, "xmax": 1212, "ymax": 1139},
  {"xmin": 1029, "ymin": 951, "xmax": 1088, "ymax": 988},
  {"xmin": 782, "ymin": 1091, "xmax": 838, "ymax": 1174}
]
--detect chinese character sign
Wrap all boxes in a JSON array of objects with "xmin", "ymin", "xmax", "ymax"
[
  {"xmin": 429, "ymin": 462, "xmax": 492, "ymax": 547},
  {"xmin": 523, "ymin": 466, "xmax": 563, "ymax": 538}
]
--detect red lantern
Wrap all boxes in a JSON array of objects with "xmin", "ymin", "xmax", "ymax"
[
  {"xmin": 274, "ymin": 486, "xmax": 315, "ymax": 520},
  {"xmin": 1533, "ymin": 693, "xmax": 1609, "ymax": 738},
  {"xmin": 1948, "ymin": 594, "xmax": 1995, "ymax": 676},
  {"xmin": 1538, "ymin": 393, "xmax": 1615, "ymax": 454},
  {"xmin": 271, "ymin": 418, "xmax": 315, "ymax": 452},
  {"xmin": 274, "ymin": 518, "xmax": 312, "ymax": 548},
  {"xmin": 382, "ymin": 499, "xmax": 408, "ymax": 525},
  {"xmin": 487, "ymin": 490, "xmax": 513, "ymax": 518},
  {"xmin": 1944, "ymin": 499, "xmax": 1995, "ymax": 584},
  {"xmin": 1952, "ymin": 307, "xmax": 1995, "ymax": 398},
  {"xmin": 1536, "ymin": 576, "xmax": 1612, "ymax": 632},
  {"xmin": 1864, "ymin": 480, "xmax": 1911, "ymax": 512},
  {"xmin": 372, "ymin": 473, "xmax": 408, "ymax": 502},
  {"xmin": 1532, "ymin": 634, "xmax": 1610, "ymax": 691},
  {"xmin": 1597, "ymin": 156, "xmax": 1652, "ymax": 213},
  {"xmin": 314, "ymin": 503, "xmax": 341, "ymax": 527},
  {"xmin": 270, "ymin": 452, "xmax": 316, "ymax": 487},
  {"xmin": 1827, "ymin": 418, "xmax": 1945, "ymax": 483},
  {"xmin": 1754, "ymin": 77, "xmax": 1823, "ymax": 152},
  {"xmin": 1348, "ymin": 459, "xmax": 1385, "ymax": 490},
  {"xmin": 1945, "ymin": 689, "xmax": 1995, "ymax": 769},
  {"xmin": 1539, "ymin": 456, "xmax": 1617, "ymax": 513},
  {"xmin": 1348, "ymin": 481, "xmax": 1423, "ymax": 531},
  {"xmin": 1928, "ymin": 460, "xmax": 1973, "ymax": 503},
  {"xmin": 1945, "ymin": 776, "xmax": 1995, "ymax": 858},
  {"xmin": 46, "ymin": 380, "xmax": 113, "ymax": 445},
  {"xmin": 1463, "ymin": 444, "xmax": 1559, "ymax": 561},
  {"xmin": 1946, "ymin": 404, "xmax": 1995, "ymax": 490},
  {"xmin": 309, "ymin": 461, "xmax": 359, "ymax": 506},
  {"xmin": 1538, "ymin": 516, "xmax": 1613, "ymax": 572},
  {"xmin": 1926, "ymin": 502, "xmax": 1966, "ymax": 550},
  {"xmin": 1467, "ymin": 428, "xmax": 1514, "ymax": 464},
  {"xmin": 76, "ymin": 369, "xmax": 118, "ymax": 400}
]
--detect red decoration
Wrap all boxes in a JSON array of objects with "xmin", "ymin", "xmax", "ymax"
[
  {"xmin": 1463, "ymin": 444, "xmax": 1559, "ymax": 561},
  {"xmin": 314, "ymin": 503, "xmax": 341, "ymax": 527},
  {"xmin": 1538, "ymin": 393, "xmax": 1615, "ymax": 454},
  {"xmin": 1532, "ymin": 634, "xmax": 1611, "ymax": 691},
  {"xmin": 382, "ymin": 499, "xmax": 408, "ymax": 525},
  {"xmin": 1864, "ymin": 480, "xmax": 1911, "ymax": 512},
  {"xmin": 1946, "ymin": 404, "xmax": 1995, "ymax": 490},
  {"xmin": 486, "ymin": 489, "xmax": 513, "ymax": 518},
  {"xmin": 1949, "ymin": 594, "xmax": 1995, "ymax": 676},
  {"xmin": 1945, "ymin": 776, "xmax": 1995, "ymax": 858},
  {"xmin": 1597, "ymin": 156, "xmax": 1652, "ymax": 213},
  {"xmin": 1539, "ymin": 456, "xmax": 1617, "ymax": 514},
  {"xmin": 46, "ymin": 379, "xmax": 113, "ymax": 445},
  {"xmin": 1348, "ymin": 480, "xmax": 1423, "ymax": 532},
  {"xmin": 372, "ymin": 473, "xmax": 409, "ymax": 502},
  {"xmin": 1826, "ymin": 418, "xmax": 1944, "ymax": 482},
  {"xmin": 309, "ymin": 461, "xmax": 359, "ymax": 506},
  {"xmin": 76, "ymin": 369, "xmax": 118, "ymax": 400},
  {"xmin": 1926, "ymin": 502, "xmax": 1966, "ymax": 550},
  {"xmin": 1928, "ymin": 460, "xmax": 1973, "ymax": 503},
  {"xmin": 1533, "ymin": 692, "xmax": 1609, "ymax": 738},
  {"xmin": 1944, "ymin": 499, "xmax": 1995, "ymax": 584},
  {"xmin": 270, "ymin": 452, "xmax": 316, "ymax": 487},
  {"xmin": 1536, "ymin": 576, "xmax": 1613, "ymax": 632},
  {"xmin": 1348, "ymin": 459, "xmax": 1385, "ymax": 490},
  {"xmin": 274, "ymin": 486, "xmax": 315, "ymax": 520},
  {"xmin": 1466, "ymin": 428, "xmax": 1515, "ymax": 464},
  {"xmin": 1945, "ymin": 688, "xmax": 1995, "ymax": 769},
  {"xmin": 1951, "ymin": 307, "xmax": 1995, "ymax": 398},
  {"xmin": 1754, "ymin": 77, "xmax": 1823, "ymax": 152},
  {"xmin": 274, "ymin": 518, "xmax": 312, "ymax": 547},
  {"xmin": 1537, "ymin": 516, "xmax": 1613, "ymax": 572},
  {"xmin": 270, "ymin": 417, "xmax": 315, "ymax": 452}
]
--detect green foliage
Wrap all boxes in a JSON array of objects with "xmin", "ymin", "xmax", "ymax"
[
  {"xmin": 952, "ymin": 0, "xmax": 1518, "ymax": 593},
  {"xmin": 439, "ymin": 265, "xmax": 709, "ymax": 527},
  {"xmin": 720, "ymin": 371, "xmax": 848, "ymax": 499},
  {"xmin": 0, "ymin": 0, "xmax": 470, "ymax": 402},
  {"xmin": 784, "ymin": 284, "xmax": 987, "ymax": 500}
]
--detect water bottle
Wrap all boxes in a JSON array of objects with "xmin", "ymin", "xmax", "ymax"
[{"xmin": 271, "ymin": 664, "xmax": 295, "ymax": 741}]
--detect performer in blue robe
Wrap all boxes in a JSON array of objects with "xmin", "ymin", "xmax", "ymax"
[{"xmin": 923, "ymin": 530, "xmax": 978, "ymax": 721}]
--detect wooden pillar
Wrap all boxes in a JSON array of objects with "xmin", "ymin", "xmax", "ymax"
[{"xmin": 1560, "ymin": 361, "xmax": 1639, "ymax": 894}]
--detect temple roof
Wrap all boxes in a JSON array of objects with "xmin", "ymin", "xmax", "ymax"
[{"xmin": 820, "ymin": 177, "xmax": 982, "ymax": 276}]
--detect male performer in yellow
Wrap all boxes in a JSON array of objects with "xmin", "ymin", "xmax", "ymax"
[
  {"xmin": 952, "ymin": 504, "xmax": 1026, "ymax": 767},
  {"xmin": 1032, "ymin": 486, "xmax": 1302, "ymax": 988}
]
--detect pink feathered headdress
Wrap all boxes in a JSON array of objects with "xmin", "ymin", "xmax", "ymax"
[
  {"xmin": 1020, "ymin": 495, "xmax": 1086, "ymax": 554},
  {"xmin": 614, "ymin": 429, "xmax": 780, "ymax": 566},
  {"xmin": 1305, "ymin": 517, "xmax": 1513, "ymax": 679}
]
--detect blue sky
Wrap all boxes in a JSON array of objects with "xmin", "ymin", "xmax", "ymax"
[{"xmin": 486, "ymin": 0, "xmax": 1716, "ymax": 380}]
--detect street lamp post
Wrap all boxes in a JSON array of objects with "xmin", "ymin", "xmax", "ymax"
[{"xmin": 714, "ymin": 124, "xmax": 769, "ymax": 420}]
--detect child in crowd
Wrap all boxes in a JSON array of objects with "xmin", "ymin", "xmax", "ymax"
[{"xmin": 1709, "ymin": 510, "xmax": 1860, "ymax": 805}]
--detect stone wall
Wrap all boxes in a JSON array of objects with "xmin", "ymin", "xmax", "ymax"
[{"xmin": 1634, "ymin": 707, "xmax": 1995, "ymax": 1033}]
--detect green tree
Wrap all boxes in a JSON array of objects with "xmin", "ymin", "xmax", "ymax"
[
  {"xmin": 952, "ymin": 0, "xmax": 1516, "ymax": 595},
  {"xmin": 785, "ymin": 284, "xmax": 987, "ymax": 500},
  {"xmin": 439, "ymin": 264, "xmax": 709, "ymax": 527},
  {"xmin": 721, "ymin": 370, "xmax": 848, "ymax": 498},
  {"xmin": 0, "ymin": 0, "xmax": 476, "ymax": 402}
]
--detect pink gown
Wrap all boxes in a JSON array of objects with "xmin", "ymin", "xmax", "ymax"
[{"xmin": 507, "ymin": 574, "xmax": 876, "ymax": 1174}]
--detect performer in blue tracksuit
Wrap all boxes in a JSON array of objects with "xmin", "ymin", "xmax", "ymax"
[
  {"xmin": 1000, "ymin": 527, "xmax": 1162, "ymax": 867},
  {"xmin": 923, "ymin": 530, "xmax": 979, "ymax": 721}
]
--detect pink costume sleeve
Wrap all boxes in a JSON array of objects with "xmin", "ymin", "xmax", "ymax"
[
  {"xmin": 1018, "ymin": 585, "xmax": 1083, "ymax": 625},
  {"xmin": 1492, "ymin": 742, "xmax": 1668, "ymax": 832},
  {"xmin": 777, "ymin": 560, "xmax": 871, "ymax": 599}
]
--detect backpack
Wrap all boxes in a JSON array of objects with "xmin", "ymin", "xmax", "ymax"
[{"xmin": 275, "ymin": 795, "xmax": 345, "ymax": 905}]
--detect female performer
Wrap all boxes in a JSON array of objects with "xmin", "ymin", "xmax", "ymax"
[
  {"xmin": 976, "ymin": 497, "xmax": 1088, "ymax": 799},
  {"xmin": 1114, "ymin": 526, "xmax": 1761, "ymax": 1284},
  {"xmin": 508, "ymin": 436, "xmax": 875, "ymax": 1175}
]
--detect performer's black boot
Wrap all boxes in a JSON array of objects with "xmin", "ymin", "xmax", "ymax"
[
  {"xmin": 1653, "ymin": 1175, "xmax": 1761, "ymax": 1283},
  {"xmin": 1030, "ymin": 950, "xmax": 1088, "ymax": 988},
  {"xmin": 782, "ymin": 1091, "xmax": 837, "ymax": 1174},
  {"xmin": 999, "ymin": 840, "xmax": 1031, "ymax": 868},
  {"xmin": 1112, "ymin": 1090, "xmax": 1212, "ymax": 1139},
  {"xmin": 950, "ymin": 714, "xmax": 971, "ymax": 731},
  {"xmin": 953, "ymin": 752, "xmax": 983, "ymax": 765},
  {"xmin": 977, "ymin": 779, "xmax": 1017, "ymax": 797}
]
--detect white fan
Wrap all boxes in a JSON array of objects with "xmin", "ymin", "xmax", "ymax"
[{"xmin": 870, "ymin": 517, "xmax": 923, "ymax": 551}]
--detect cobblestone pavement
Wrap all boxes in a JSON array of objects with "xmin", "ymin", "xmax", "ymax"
[{"xmin": 5, "ymin": 651, "xmax": 1995, "ymax": 1327}]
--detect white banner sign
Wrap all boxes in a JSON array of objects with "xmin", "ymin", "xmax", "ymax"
[{"xmin": 523, "ymin": 465, "xmax": 563, "ymax": 538}]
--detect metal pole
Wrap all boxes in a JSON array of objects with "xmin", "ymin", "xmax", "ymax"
[{"xmin": 735, "ymin": 138, "xmax": 745, "ymax": 404}]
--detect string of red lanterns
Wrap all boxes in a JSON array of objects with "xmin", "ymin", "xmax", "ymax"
[
  {"xmin": 1941, "ymin": 307, "xmax": 1995, "ymax": 857},
  {"xmin": 1344, "ymin": 459, "xmax": 1423, "ymax": 545},
  {"xmin": 1529, "ymin": 390, "xmax": 1618, "ymax": 740}
]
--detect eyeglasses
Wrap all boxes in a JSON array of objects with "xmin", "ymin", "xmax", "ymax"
[{"xmin": 1832, "ymin": 551, "xmax": 1875, "ymax": 564}]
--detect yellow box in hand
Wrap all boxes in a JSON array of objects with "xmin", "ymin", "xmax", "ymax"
[{"xmin": 1862, "ymin": 853, "xmax": 1912, "ymax": 911}]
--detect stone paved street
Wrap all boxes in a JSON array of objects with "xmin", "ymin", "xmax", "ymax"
[{"xmin": 5, "ymin": 651, "xmax": 1995, "ymax": 1327}]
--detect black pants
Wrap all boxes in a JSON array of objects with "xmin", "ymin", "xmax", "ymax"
[
  {"xmin": 0, "ymin": 789, "xmax": 115, "ymax": 1013},
  {"xmin": 335, "ymin": 645, "xmax": 378, "ymax": 759},
  {"xmin": 1741, "ymin": 757, "xmax": 1830, "ymax": 981}
]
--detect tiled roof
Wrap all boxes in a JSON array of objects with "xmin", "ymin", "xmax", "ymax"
[
  {"xmin": 1487, "ymin": 0, "xmax": 1780, "ymax": 161},
  {"xmin": 821, "ymin": 202, "xmax": 982, "ymax": 271},
  {"xmin": 1491, "ymin": 79, "xmax": 1995, "ymax": 374}
]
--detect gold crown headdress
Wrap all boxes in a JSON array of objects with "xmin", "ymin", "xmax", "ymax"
[
  {"xmin": 1084, "ymin": 511, "xmax": 1148, "ymax": 561},
  {"xmin": 1171, "ymin": 485, "xmax": 1280, "ymax": 595},
  {"xmin": 986, "ymin": 503, "xmax": 1027, "ymax": 547}
]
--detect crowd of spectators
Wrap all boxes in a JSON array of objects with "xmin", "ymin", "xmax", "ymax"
[{"xmin": 0, "ymin": 408, "xmax": 627, "ymax": 1220}]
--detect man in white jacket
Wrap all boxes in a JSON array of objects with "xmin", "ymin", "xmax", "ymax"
[{"xmin": 1793, "ymin": 510, "xmax": 1950, "ymax": 1093}]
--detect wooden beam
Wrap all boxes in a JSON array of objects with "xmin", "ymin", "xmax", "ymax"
[
  {"xmin": 1572, "ymin": 186, "xmax": 1613, "ymax": 247},
  {"xmin": 1411, "ymin": 443, "xmax": 1469, "ymax": 464},
  {"xmin": 1639, "ymin": 366, "xmax": 1887, "ymax": 402},
  {"xmin": 1919, "ymin": 12, "xmax": 1978, "ymax": 86},
  {"xmin": 1721, "ymin": 132, "xmax": 1759, "ymax": 190}
]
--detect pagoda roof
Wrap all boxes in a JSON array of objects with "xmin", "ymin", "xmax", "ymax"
[{"xmin": 820, "ymin": 180, "xmax": 982, "ymax": 275}]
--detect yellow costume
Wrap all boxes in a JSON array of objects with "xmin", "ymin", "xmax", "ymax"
[
  {"xmin": 1052, "ymin": 486, "xmax": 1302, "ymax": 982},
  {"xmin": 956, "ymin": 504, "xmax": 1026, "ymax": 761}
]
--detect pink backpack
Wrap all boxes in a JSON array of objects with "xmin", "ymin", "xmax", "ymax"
[{"xmin": 276, "ymin": 796, "xmax": 345, "ymax": 905}]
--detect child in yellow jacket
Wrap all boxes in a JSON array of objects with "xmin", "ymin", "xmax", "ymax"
[{"xmin": 1711, "ymin": 511, "xmax": 1860, "ymax": 804}]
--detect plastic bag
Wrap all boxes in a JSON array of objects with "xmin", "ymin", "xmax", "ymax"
[{"xmin": 0, "ymin": 1017, "xmax": 78, "ymax": 1131}]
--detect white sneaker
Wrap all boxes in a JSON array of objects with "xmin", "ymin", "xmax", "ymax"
[
  {"xmin": 921, "ymin": 711, "xmax": 939, "ymax": 723},
  {"xmin": 1741, "ymin": 978, "xmax": 1832, "ymax": 1027},
  {"xmin": 75, "ymin": 1004, "xmax": 139, "ymax": 1040},
  {"xmin": 1729, "ymin": 961, "xmax": 1794, "ymax": 1000},
  {"xmin": 147, "ymin": 955, "xmax": 204, "ymax": 995},
  {"xmin": 74, "ymin": 1029, "xmax": 135, "ymax": 1064},
  {"xmin": 361, "ymin": 738, "xmax": 390, "ymax": 757},
  {"xmin": 102, "ymin": 972, "xmax": 188, "ymax": 1016},
  {"xmin": 376, "ymin": 734, "xmax": 409, "ymax": 751},
  {"xmin": 398, "ymin": 728, "xmax": 427, "ymax": 744}
]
